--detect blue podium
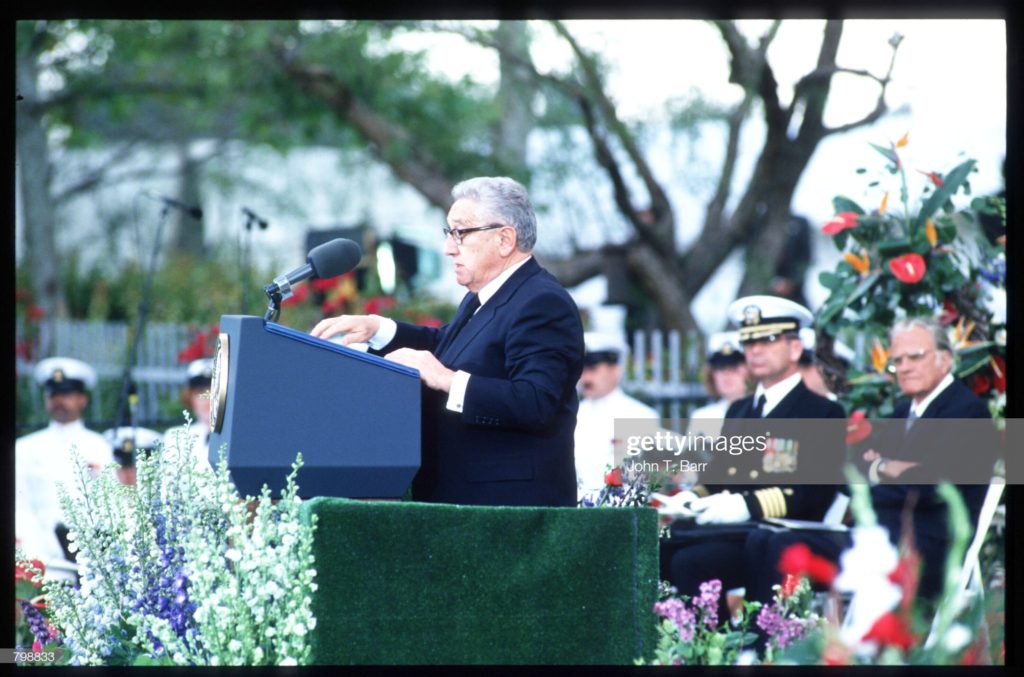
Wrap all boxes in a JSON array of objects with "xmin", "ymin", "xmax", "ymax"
[{"xmin": 208, "ymin": 315, "xmax": 421, "ymax": 498}]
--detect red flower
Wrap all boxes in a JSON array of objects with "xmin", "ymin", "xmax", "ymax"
[
  {"xmin": 939, "ymin": 298, "xmax": 958, "ymax": 326},
  {"xmin": 312, "ymin": 277, "xmax": 338, "ymax": 292},
  {"xmin": 778, "ymin": 543, "xmax": 837, "ymax": 586},
  {"xmin": 281, "ymin": 283, "xmax": 310, "ymax": 307},
  {"xmin": 863, "ymin": 612, "xmax": 916, "ymax": 651},
  {"xmin": 26, "ymin": 304, "xmax": 46, "ymax": 320},
  {"xmin": 846, "ymin": 410, "xmax": 873, "ymax": 445},
  {"xmin": 604, "ymin": 467, "xmax": 623, "ymax": 487},
  {"xmin": 971, "ymin": 374, "xmax": 991, "ymax": 396},
  {"xmin": 991, "ymin": 356, "xmax": 1006, "ymax": 394},
  {"xmin": 364, "ymin": 295, "xmax": 396, "ymax": 316},
  {"xmin": 780, "ymin": 573, "xmax": 800, "ymax": 599},
  {"xmin": 888, "ymin": 253, "xmax": 927, "ymax": 284},
  {"xmin": 16, "ymin": 560, "xmax": 45, "ymax": 585},
  {"xmin": 887, "ymin": 551, "xmax": 921, "ymax": 613},
  {"xmin": 917, "ymin": 169, "xmax": 944, "ymax": 187},
  {"xmin": 822, "ymin": 212, "xmax": 859, "ymax": 236}
]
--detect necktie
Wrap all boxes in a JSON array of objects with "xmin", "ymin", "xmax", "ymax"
[
  {"xmin": 752, "ymin": 394, "xmax": 767, "ymax": 418},
  {"xmin": 905, "ymin": 407, "xmax": 919, "ymax": 432},
  {"xmin": 437, "ymin": 292, "xmax": 480, "ymax": 356}
]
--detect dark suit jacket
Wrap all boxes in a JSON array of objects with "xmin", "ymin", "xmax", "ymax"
[
  {"xmin": 868, "ymin": 379, "xmax": 996, "ymax": 595},
  {"xmin": 379, "ymin": 257, "xmax": 584, "ymax": 507},
  {"xmin": 717, "ymin": 379, "xmax": 847, "ymax": 520}
]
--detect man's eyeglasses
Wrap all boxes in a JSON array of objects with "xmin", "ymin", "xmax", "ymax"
[
  {"xmin": 887, "ymin": 348, "xmax": 933, "ymax": 372},
  {"xmin": 442, "ymin": 223, "xmax": 505, "ymax": 245}
]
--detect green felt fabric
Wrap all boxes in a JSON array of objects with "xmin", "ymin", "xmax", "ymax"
[{"xmin": 299, "ymin": 499, "xmax": 659, "ymax": 665}]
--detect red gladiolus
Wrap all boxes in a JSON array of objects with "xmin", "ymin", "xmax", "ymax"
[
  {"xmin": 604, "ymin": 467, "xmax": 623, "ymax": 487},
  {"xmin": 846, "ymin": 410, "xmax": 873, "ymax": 445},
  {"xmin": 778, "ymin": 543, "xmax": 837, "ymax": 586},
  {"xmin": 863, "ymin": 612, "xmax": 916, "ymax": 651},
  {"xmin": 822, "ymin": 212, "xmax": 859, "ymax": 236},
  {"xmin": 888, "ymin": 254, "xmax": 927, "ymax": 284}
]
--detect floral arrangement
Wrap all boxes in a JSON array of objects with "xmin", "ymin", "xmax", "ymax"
[
  {"xmin": 578, "ymin": 464, "xmax": 656, "ymax": 508},
  {"xmin": 764, "ymin": 480, "xmax": 1002, "ymax": 665},
  {"xmin": 815, "ymin": 137, "xmax": 1005, "ymax": 417},
  {"xmin": 15, "ymin": 418, "xmax": 318, "ymax": 666},
  {"xmin": 639, "ymin": 579, "xmax": 759, "ymax": 665}
]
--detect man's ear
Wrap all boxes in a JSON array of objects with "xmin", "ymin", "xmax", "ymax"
[{"xmin": 499, "ymin": 226, "xmax": 518, "ymax": 256}]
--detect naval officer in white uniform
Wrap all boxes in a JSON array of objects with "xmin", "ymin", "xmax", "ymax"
[
  {"xmin": 573, "ymin": 332, "xmax": 659, "ymax": 499},
  {"xmin": 16, "ymin": 357, "xmax": 111, "ymax": 565}
]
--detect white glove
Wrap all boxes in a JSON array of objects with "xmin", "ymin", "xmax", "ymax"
[
  {"xmin": 691, "ymin": 492, "xmax": 751, "ymax": 525},
  {"xmin": 650, "ymin": 491, "xmax": 699, "ymax": 518}
]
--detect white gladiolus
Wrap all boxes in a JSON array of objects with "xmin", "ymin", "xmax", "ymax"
[{"xmin": 834, "ymin": 525, "xmax": 903, "ymax": 651}]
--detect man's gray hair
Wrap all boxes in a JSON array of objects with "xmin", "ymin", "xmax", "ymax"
[
  {"xmin": 892, "ymin": 315, "xmax": 954, "ymax": 368},
  {"xmin": 891, "ymin": 315, "xmax": 954, "ymax": 356},
  {"xmin": 451, "ymin": 176, "xmax": 537, "ymax": 252}
]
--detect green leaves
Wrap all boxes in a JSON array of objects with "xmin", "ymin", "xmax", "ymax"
[{"xmin": 913, "ymin": 159, "xmax": 976, "ymax": 230}]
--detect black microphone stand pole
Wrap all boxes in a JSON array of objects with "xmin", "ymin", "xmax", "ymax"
[{"xmin": 114, "ymin": 204, "xmax": 172, "ymax": 431}]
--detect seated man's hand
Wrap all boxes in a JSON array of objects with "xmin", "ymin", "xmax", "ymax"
[
  {"xmin": 650, "ymin": 490, "xmax": 699, "ymax": 518},
  {"xmin": 691, "ymin": 492, "xmax": 750, "ymax": 525}
]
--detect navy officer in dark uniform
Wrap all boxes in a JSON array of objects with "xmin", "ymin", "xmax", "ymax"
[{"xmin": 664, "ymin": 295, "xmax": 846, "ymax": 620}]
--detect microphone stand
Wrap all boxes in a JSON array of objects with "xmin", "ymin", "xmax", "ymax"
[{"xmin": 114, "ymin": 204, "xmax": 172, "ymax": 430}]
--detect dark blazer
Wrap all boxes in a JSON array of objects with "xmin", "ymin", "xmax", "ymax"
[
  {"xmin": 717, "ymin": 379, "xmax": 847, "ymax": 520},
  {"xmin": 378, "ymin": 257, "xmax": 584, "ymax": 507},
  {"xmin": 868, "ymin": 378, "xmax": 996, "ymax": 597}
]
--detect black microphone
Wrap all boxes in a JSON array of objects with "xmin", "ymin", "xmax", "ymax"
[
  {"xmin": 242, "ymin": 206, "xmax": 269, "ymax": 229},
  {"xmin": 264, "ymin": 238, "xmax": 362, "ymax": 301},
  {"xmin": 143, "ymin": 190, "xmax": 203, "ymax": 220}
]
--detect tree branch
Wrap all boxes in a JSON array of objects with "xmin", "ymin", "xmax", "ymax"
[{"xmin": 270, "ymin": 38, "xmax": 455, "ymax": 211}]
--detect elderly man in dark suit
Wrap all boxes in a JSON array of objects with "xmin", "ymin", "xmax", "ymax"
[
  {"xmin": 860, "ymin": 316, "xmax": 997, "ymax": 599},
  {"xmin": 312, "ymin": 176, "xmax": 584, "ymax": 507}
]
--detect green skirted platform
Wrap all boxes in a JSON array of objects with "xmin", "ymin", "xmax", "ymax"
[{"xmin": 299, "ymin": 499, "xmax": 659, "ymax": 664}]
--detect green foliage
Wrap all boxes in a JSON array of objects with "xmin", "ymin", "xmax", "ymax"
[{"xmin": 815, "ymin": 138, "xmax": 1006, "ymax": 417}]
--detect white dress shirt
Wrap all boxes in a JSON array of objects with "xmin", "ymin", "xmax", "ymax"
[
  {"xmin": 752, "ymin": 371, "xmax": 804, "ymax": 417},
  {"xmin": 369, "ymin": 256, "xmax": 534, "ymax": 414}
]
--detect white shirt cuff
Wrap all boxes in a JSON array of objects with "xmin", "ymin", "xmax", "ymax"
[
  {"xmin": 367, "ymin": 316, "xmax": 398, "ymax": 350},
  {"xmin": 868, "ymin": 457, "xmax": 884, "ymax": 484},
  {"xmin": 446, "ymin": 370, "xmax": 471, "ymax": 413}
]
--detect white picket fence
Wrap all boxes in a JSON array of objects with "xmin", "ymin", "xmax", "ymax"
[{"xmin": 16, "ymin": 319, "xmax": 710, "ymax": 433}]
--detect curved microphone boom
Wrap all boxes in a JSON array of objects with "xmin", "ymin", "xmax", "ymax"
[{"xmin": 263, "ymin": 238, "xmax": 362, "ymax": 321}]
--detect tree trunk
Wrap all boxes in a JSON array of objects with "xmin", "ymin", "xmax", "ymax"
[
  {"xmin": 170, "ymin": 140, "xmax": 205, "ymax": 258},
  {"xmin": 494, "ymin": 21, "xmax": 534, "ymax": 174},
  {"xmin": 16, "ymin": 28, "xmax": 66, "ymax": 328}
]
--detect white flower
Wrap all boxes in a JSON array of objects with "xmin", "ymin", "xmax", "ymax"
[
  {"xmin": 943, "ymin": 623, "xmax": 973, "ymax": 653},
  {"xmin": 225, "ymin": 548, "xmax": 242, "ymax": 562},
  {"xmin": 279, "ymin": 657, "xmax": 298, "ymax": 666},
  {"xmin": 834, "ymin": 525, "xmax": 903, "ymax": 650},
  {"xmin": 228, "ymin": 639, "xmax": 243, "ymax": 653}
]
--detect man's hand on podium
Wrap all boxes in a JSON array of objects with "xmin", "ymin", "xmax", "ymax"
[
  {"xmin": 385, "ymin": 348, "xmax": 455, "ymax": 393},
  {"xmin": 311, "ymin": 314, "xmax": 382, "ymax": 344}
]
